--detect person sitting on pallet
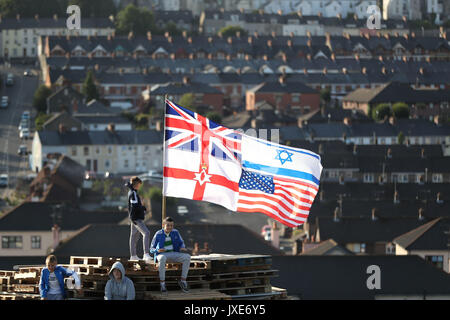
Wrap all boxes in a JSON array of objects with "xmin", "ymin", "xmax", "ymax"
[
  {"xmin": 126, "ymin": 176, "xmax": 152, "ymax": 263},
  {"xmin": 39, "ymin": 255, "xmax": 81, "ymax": 300},
  {"xmin": 150, "ymin": 217, "xmax": 191, "ymax": 295},
  {"xmin": 104, "ymin": 261, "xmax": 135, "ymax": 300}
]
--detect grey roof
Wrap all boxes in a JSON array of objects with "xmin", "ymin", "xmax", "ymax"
[
  {"xmin": 38, "ymin": 130, "xmax": 162, "ymax": 146},
  {"xmin": 249, "ymin": 81, "xmax": 318, "ymax": 94},
  {"xmin": 271, "ymin": 255, "xmax": 450, "ymax": 299},
  {"xmin": 0, "ymin": 202, "xmax": 128, "ymax": 231},
  {"xmin": 316, "ymin": 216, "xmax": 430, "ymax": 244},
  {"xmin": 73, "ymin": 115, "xmax": 131, "ymax": 125},
  {"xmin": 393, "ymin": 217, "xmax": 450, "ymax": 251},
  {"xmin": 151, "ymin": 82, "xmax": 222, "ymax": 95},
  {"xmin": 0, "ymin": 18, "xmax": 114, "ymax": 29},
  {"xmin": 300, "ymin": 239, "xmax": 354, "ymax": 256},
  {"xmin": 52, "ymin": 224, "xmax": 284, "ymax": 259}
]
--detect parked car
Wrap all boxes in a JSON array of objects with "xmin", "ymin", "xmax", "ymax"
[
  {"xmin": 6, "ymin": 74, "xmax": 14, "ymax": 86},
  {"xmin": 0, "ymin": 174, "xmax": 8, "ymax": 188},
  {"xmin": 24, "ymin": 70, "xmax": 32, "ymax": 77},
  {"xmin": 18, "ymin": 119, "xmax": 29, "ymax": 131},
  {"xmin": 177, "ymin": 206, "xmax": 188, "ymax": 216},
  {"xmin": 21, "ymin": 111, "xmax": 31, "ymax": 120},
  {"xmin": 17, "ymin": 145, "xmax": 28, "ymax": 156},
  {"xmin": 19, "ymin": 128, "xmax": 30, "ymax": 139},
  {"xmin": 1, "ymin": 96, "xmax": 8, "ymax": 109}
]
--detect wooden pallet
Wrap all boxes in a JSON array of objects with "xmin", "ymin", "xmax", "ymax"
[
  {"xmin": 209, "ymin": 269, "xmax": 279, "ymax": 281},
  {"xmin": 0, "ymin": 271, "xmax": 15, "ymax": 277},
  {"xmin": 11, "ymin": 284, "xmax": 40, "ymax": 294},
  {"xmin": 144, "ymin": 288, "xmax": 231, "ymax": 300},
  {"xmin": 18, "ymin": 267, "xmax": 44, "ymax": 274},
  {"xmin": 0, "ymin": 293, "xmax": 41, "ymax": 301},
  {"xmin": 219, "ymin": 284, "xmax": 273, "ymax": 296},
  {"xmin": 70, "ymin": 256, "xmax": 109, "ymax": 267}
]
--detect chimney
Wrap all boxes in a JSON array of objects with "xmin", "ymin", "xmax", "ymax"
[
  {"xmin": 107, "ymin": 123, "xmax": 115, "ymax": 133},
  {"xmin": 343, "ymin": 117, "xmax": 352, "ymax": 126},
  {"xmin": 52, "ymin": 224, "xmax": 61, "ymax": 250},
  {"xmin": 278, "ymin": 75, "xmax": 286, "ymax": 85},
  {"xmin": 333, "ymin": 207, "xmax": 340, "ymax": 222},
  {"xmin": 16, "ymin": 14, "xmax": 20, "ymax": 21},
  {"xmin": 168, "ymin": 36, "xmax": 173, "ymax": 43},
  {"xmin": 394, "ymin": 191, "xmax": 400, "ymax": 204},
  {"xmin": 342, "ymin": 67, "xmax": 347, "ymax": 75},
  {"xmin": 353, "ymin": 144, "xmax": 357, "ymax": 155},
  {"xmin": 362, "ymin": 67, "xmax": 367, "ymax": 74},
  {"xmin": 227, "ymin": 37, "xmax": 233, "ymax": 45},
  {"xmin": 53, "ymin": 14, "xmax": 58, "ymax": 21},
  {"xmin": 322, "ymin": 67, "xmax": 327, "ymax": 75},
  {"xmin": 297, "ymin": 10, "xmax": 303, "ymax": 18},
  {"xmin": 371, "ymin": 208, "xmax": 378, "ymax": 221},
  {"xmin": 389, "ymin": 116, "xmax": 396, "ymax": 125},
  {"xmin": 436, "ymin": 192, "xmax": 443, "ymax": 204},
  {"xmin": 381, "ymin": 67, "xmax": 387, "ymax": 75},
  {"xmin": 247, "ymin": 36, "xmax": 253, "ymax": 45},
  {"xmin": 303, "ymin": 68, "xmax": 308, "ymax": 75},
  {"xmin": 147, "ymin": 31, "xmax": 152, "ymax": 41},
  {"xmin": 188, "ymin": 37, "xmax": 193, "ymax": 45},
  {"xmin": 208, "ymin": 37, "xmax": 213, "ymax": 44},
  {"xmin": 418, "ymin": 208, "xmax": 425, "ymax": 221},
  {"xmin": 421, "ymin": 148, "xmax": 425, "ymax": 159},
  {"xmin": 35, "ymin": 14, "xmax": 39, "ymax": 21},
  {"xmin": 253, "ymin": 31, "xmax": 259, "ymax": 39},
  {"xmin": 267, "ymin": 40, "xmax": 272, "ymax": 48},
  {"xmin": 170, "ymin": 53, "xmax": 176, "ymax": 60},
  {"xmin": 94, "ymin": 64, "xmax": 100, "ymax": 72},
  {"xmin": 271, "ymin": 221, "xmax": 280, "ymax": 248},
  {"xmin": 319, "ymin": 190, "xmax": 324, "ymax": 201},
  {"xmin": 339, "ymin": 175, "xmax": 345, "ymax": 185},
  {"xmin": 164, "ymin": 31, "xmax": 170, "ymax": 39},
  {"xmin": 182, "ymin": 30, "xmax": 187, "ymax": 39},
  {"xmin": 58, "ymin": 124, "xmax": 66, "ymax": 134},
  {"xmin": 354, "ymin": 54, "xmax": 360, "ymax": 62},
  {"xmin": 128, "ymin": 31, "xmax": 134, "ymax": 40},
  {"xmin": 387, "ymin": 148, "xmax": 392, "ymax": 159},
  {"xmin": 271, "ymin": 31, "xmax": 276, "ymax": 38}
]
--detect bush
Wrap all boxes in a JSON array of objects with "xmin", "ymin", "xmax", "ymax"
[
  {"xmin": 33, "ymin": 85, "xmax": 52, "ymax": 113},
  {"xmin": 178, "ymin": 93, "xmax": 196, "ymax": 112},
  {"xmin": 372, "ymin": 103, "xmax": 392, "ymax": 121},
  {"xmin": 206, "ymin": 112, "xmax": 222, "ymax": 124},
  {"xmin": 392, "ymin": 102, "xmax": 409, "ymax": 118},
  {"xmin": 35, "ymin": 113, "xmax": 52, "ymax": 131},
  {"xmin": 397, "ymin": 131, "xmax": 405, "ymax": 145},
  {"xmin": 218, "ymin": 25, "xmax": 247, "ymax": 37}
]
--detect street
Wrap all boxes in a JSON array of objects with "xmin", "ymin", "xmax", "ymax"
[{"xmin": 0, "ymin": 64, "xmax": 39, "ymax": 205}]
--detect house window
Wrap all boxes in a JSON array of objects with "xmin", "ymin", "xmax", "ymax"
[
  {"xmin": 31, "ymin": 236, "xmax": 41, "ymax": 249},
  {"xmin": 363, "ymin": 173, "xmax": 374, "ymax": 183},
  {"xmin": 84, "ymin": 147, "xmax": 89, "ymax": 156},
  {"xmin": 108, "ymin": 147, "xmax": 112, "ymax": 155},
  {"xmin": 2, "ymin": 236, "xmax": 23, "ymax": 249},
  {"xmin": 124, "ymin": 160, "xmax": 129, "ymax": 168},
  {"xmin": 105, "ymin": 160, "xmax": 110, "ymax": 168},
  {"xmin": 432, "ymin": 174, "xmax": 443, "ymax": 183},
  {"xmin": 292, "ymin": 94, "xmax": 300, "ymax": 103},
  {"xmin": 96, "ymin": 147, "xmax": 100, "ymax": 155},
  {"xmin": 425, "ymin": 256, "xmax": 444, "ymax": 269},
  {"xmin": 71, "ymin": 147, "xmax": 77, "ymax": 156}
]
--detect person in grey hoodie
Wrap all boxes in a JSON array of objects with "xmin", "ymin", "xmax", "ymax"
[{"xmin": 104, "ymin": 262, "xmax": 135, "ymax": 300}]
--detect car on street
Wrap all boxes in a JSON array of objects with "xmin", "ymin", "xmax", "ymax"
[
  {"xmin": 6, "ymin": 73, "xmax": 14, "ymax": 86},
  {"xmin": 0, "ymin": 174, "xmax": 8, "ymax": 188},
  {"xmin": 1, "ymin": 96, "xmax": 8, "ymax": 108},
  {"xmin": 177, "ymin": 205, "xmax": 189, "ymax": 216},
  {"xmin": 19, "ymin": 128, "xmax": 30, "ymax": 139},
  {"xmin": 24, "ymin": 70, "xmax": 32, "ymax": 76},
  {"xmin": 18, "ymin": 119, "xmax": 29, "ymax": 131},
  {"xmin": 17, "ymin": 145, "xmax": 28, "ymax": 156},
  {"xmin": 21, "ymin": 111, "xmax": 31, "ymax": 120}
]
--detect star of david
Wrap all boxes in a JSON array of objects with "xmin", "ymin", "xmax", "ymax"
[{"xmin": 275, "ymin": 149, "xmax": 294, "ymax": 165}]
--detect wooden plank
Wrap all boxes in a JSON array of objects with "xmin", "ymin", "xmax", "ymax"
[
  {"xmin": 144, "ymin": 288, "xmax": 231, "ymax": 300},
  {"xmin": 0, "ymin": 271, "xmax": 15, "ymax": 277},
  {"xmin": 70, "ymin": 256, "xmax": 107, "ymax": 267},
  {"xmin": 14, "ymin": 272, "xmax": 38, "ymax": 280}
]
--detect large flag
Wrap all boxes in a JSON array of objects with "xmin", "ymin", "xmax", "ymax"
[{"xmin": 163, "ymin": 100, "xmax": 323, "ymax": 227}]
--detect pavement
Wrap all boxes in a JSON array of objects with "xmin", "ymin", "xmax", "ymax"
[{"xmin": 0, "ymin": 63, "xmax": 39, "ymax": 210}]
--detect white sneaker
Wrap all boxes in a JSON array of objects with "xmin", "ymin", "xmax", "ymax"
[
  {"xmin": 130, "ymin": 255, "xmax": 140, "ymax": 261},
  {"xmin": 143, "ymin": 253, "xmax": 152, "ymax": 262}
]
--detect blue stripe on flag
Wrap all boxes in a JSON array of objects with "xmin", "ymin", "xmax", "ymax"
[
  {"xmin": 251, "ymin": 136, "xmax": 320, "ymax": 160},
  {"xmin": 166, "ymin": 101, "xmax": 196, "ymax": 118},
  {"xmin": 242, "ymin": 160, "xmax": 320, "ymax": 185}
]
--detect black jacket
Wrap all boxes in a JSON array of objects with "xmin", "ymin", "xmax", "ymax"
[{"xmin": 125, "ymin": 182, "xmax": 146, "ymax": 221}]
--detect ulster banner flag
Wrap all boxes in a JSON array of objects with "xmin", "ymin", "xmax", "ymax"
[{"xmin": 163, "ymin": 100, "xmax": 323, "ymax": 227}]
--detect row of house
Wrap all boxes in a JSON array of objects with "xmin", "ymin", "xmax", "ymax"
[
  {"xmin": 200, "ymin": 9, "xmax": 409, "ymax": 36},
  {"xmin": 40, "ymin": 33, "xmax": 450, "ymax": 61},
  {"xmin": 0, "ymin": 16, "xmax": 114, "ymax": 59}
]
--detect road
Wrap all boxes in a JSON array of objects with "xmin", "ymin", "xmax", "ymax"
[{"xmin": 0, "ymin": 64, "xmax": 39, "ymax": 206}]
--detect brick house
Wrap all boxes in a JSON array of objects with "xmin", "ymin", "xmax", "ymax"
[{"xmin": 246, "ymin": 75, "xmax": 320, "ymax": 114}]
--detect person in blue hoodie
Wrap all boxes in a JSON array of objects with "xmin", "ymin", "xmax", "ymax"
[
  {"xmin": 39, "ymin": 255, "xmax": 81, "ymax": 300},
  {"xmin": 104, "ymin": 261, "xmax": 135, "ymax": 300},
  {"xmin": 126, "ymin": 176, "xmax": 152, "ymax": 262},
  {"xmin": 150, "ymin": 217, "xmax": 191, "ymax": 295}
]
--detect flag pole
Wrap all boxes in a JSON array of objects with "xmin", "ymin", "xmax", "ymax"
[{"xmin": 162, "ymin": 94, "xmax": 168, "ymax": 226}]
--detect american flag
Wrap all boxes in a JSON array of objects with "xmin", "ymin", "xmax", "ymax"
[{"xmin": 163, "ymin": 100, "xmax": 322, "ymax": 228}]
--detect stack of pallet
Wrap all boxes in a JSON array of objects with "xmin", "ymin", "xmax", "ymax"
[
  {"xmin": 0, "ymin": 268, "xmax": 42, "ymax": 300},
  {"xmin": 0, "ymin": 254, "xmax": 287, "ymax": 300}
]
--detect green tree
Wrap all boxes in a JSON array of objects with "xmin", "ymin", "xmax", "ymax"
[
  {"xmin": 320, "ymin": 88, "xmax": 331, "ymax": 105},
  {"xmin": 397, "ymin": 131, "xmax": 405, "ymax": 145},
  {"xmin": 35, "ymin": 113, "xmax": 52, "ymax": 131},
  {"xmin": 392, "ymin": 102, "xmax": 410, "ymax": 119},
  {"xmin": 372, "ymin": 103, "xmax": 392, "ymax": 121},
  {"xmin": 178, "ymin": 93, "xmax": 196, "ymax": 112},
  {"xmin": 33, "ymin": 85, "xmax": 52, "ymax": 113},
  {"xmin": 82, "ymin": 70, "xmax": 100, "ymax": 101},
  {"xmin": 135, "ymin": 113, "xmax": 150, "ymax": 130},
  {"xmin": 116, "ymin": 4, "xmax": 155, "ymax": 35},
  {"xmin": 218, "ymin": 25, "xmax": 247, "ymax": 37},
  {"xmin": 165, "ymin": 22, "xmax": 182, "ymax": 36},
  {"xmin": 68, "ymin": 0, "xmax": 116, "ymax": 18},
  {"xmin": 206, "ymin": 112, "xmax": 222, "ymax": 124}
]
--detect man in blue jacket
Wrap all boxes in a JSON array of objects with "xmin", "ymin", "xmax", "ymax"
[
  {"xmin": 39, "ymin": 255, "xmax": 81, "ymax": 300},
  {"xmin": 150, "ymin": 217, "xmax": 191, "ymax": 294}
]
